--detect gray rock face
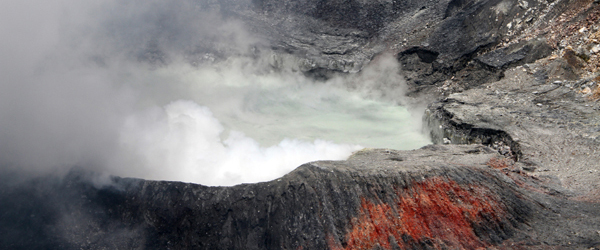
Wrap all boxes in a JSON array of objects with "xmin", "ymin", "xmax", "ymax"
[
  {"xmin": 251, "ymin": 0, "xmax": 402, "ymax": 36},
  {"xmin": 427, "ymin": 59, "xmax": 600, "ymax": 195},
  {"xmin": 140, "ymin": 0, "xmax": 562, "ymax": 83},
  {"xmin": 4, "ymin": 0, "xmax": 600, "ymax": 249},
  {"xmin": 476, "ymin": 39, "xmax": 553, "ymax": 70},
  {"xmin": 3, "ymin": 145, "xmax": 600, "ymax": 249}
]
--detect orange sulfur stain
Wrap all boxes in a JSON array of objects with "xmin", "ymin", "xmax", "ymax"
[{"xmin": 337, "ymin": 177, "xmax": 506, "ymax": 250}]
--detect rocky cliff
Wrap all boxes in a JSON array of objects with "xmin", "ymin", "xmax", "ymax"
[{"xmin": 3, "ymin": 0, "xmax": 600, "ymax": 249}]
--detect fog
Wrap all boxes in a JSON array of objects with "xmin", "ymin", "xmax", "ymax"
[{"xmin": 0, "ymin": 0, "xmax": 430, "ymax": 186}]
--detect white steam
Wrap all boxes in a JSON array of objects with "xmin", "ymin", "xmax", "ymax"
[
  {"xmin": 117, "ymin": 100, "xmax": 360, "ymax": 186},
  {"xmin": 0, "ymin": 0, "xmax": 430, "ymax": 186}
]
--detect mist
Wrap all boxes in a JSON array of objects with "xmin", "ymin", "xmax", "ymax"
[{"xmin": 0, "ymin": 0, "xmax": 430, "ymax": 186}]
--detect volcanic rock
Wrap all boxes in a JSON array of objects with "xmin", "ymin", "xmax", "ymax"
[
  {"xmin": 4, "ymin": 0, "xmax": 600, "ymax": 249},
  {"xmin": 3, "ymin": 145, "xmax": 600, "ymax": 249}
]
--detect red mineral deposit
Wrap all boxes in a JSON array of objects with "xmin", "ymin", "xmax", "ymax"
[{"xmin": 336, "ymin": 177, "xmax": 506, "ymax": 250}]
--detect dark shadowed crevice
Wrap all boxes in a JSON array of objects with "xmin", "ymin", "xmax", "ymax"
[
  {"xmin": 398, "ymin": 47, "xmax": 439, "ymax": 64},
  {"xmin": 425, "ymin": 102, "xmax": 522, "ymax": 161}
]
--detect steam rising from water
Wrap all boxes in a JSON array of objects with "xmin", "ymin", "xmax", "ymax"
[{"xmin": 0, "ymin": 0, "xmax": 430, "ymax": 186}]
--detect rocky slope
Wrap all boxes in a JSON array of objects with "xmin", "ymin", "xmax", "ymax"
[
  {"xmin": 428, "ymin": 0, "xmax": 600, "ymax": 198},
  {"xmin": 3, "ymin": 145, "xmax": 600, "ymax": 249},
  {"xmin": 3, "ymin": 0, "xmax": 600, "ymax": 249}
]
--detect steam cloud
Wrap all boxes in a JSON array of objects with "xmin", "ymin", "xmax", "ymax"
[{"xmin": 0, "ymin": 0, "xmax": 430, "ymax": 186}]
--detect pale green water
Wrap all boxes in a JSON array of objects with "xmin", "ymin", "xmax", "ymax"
[
  {"xmin": 217, "ymin": 82, "xmax": 431, "ymax": 150},
  {"xmin": 117, "ymin": 61, "xmax": 432, "ymax": 185}
]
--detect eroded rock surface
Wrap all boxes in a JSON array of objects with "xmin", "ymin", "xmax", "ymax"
[
  {"xmin": 4, "ymin": 145, "xmax": 600, "ymax": 249},
  {"xmin": 3, "ymin": 0, "xmax": 600, "ymax": 249},
  {"xmin": 429, "ymin": 59, "xmax": 600, "ymax": 196}
]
